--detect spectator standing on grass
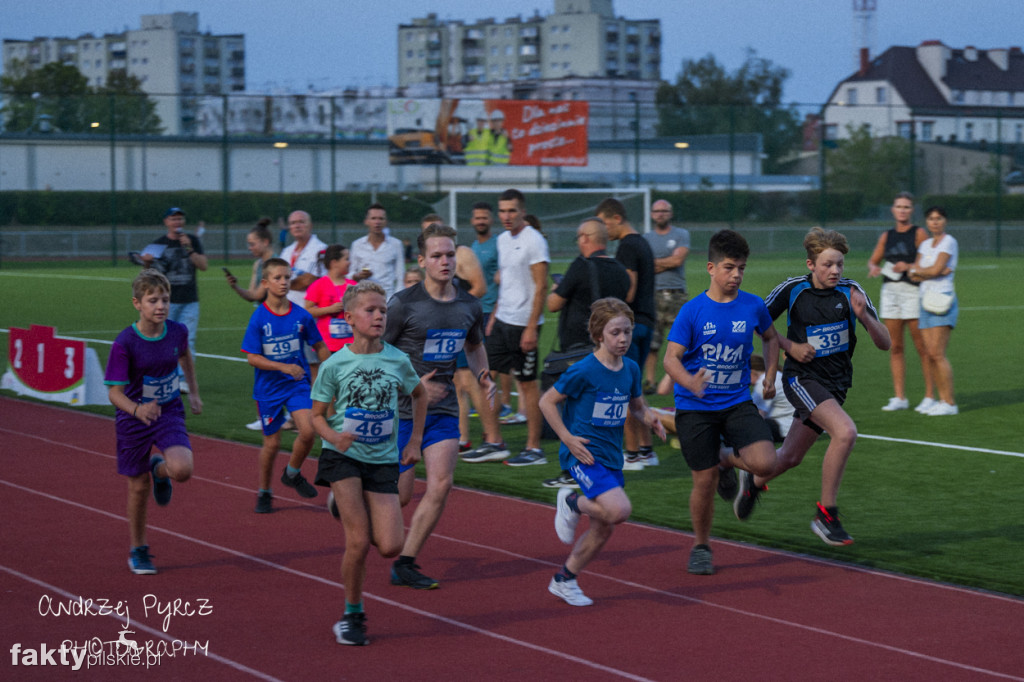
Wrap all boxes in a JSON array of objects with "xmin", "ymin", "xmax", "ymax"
[
  {"xmin": 643, "ymin": 200, "xmax": 690, "ymax": 393},
  {"xmin": 908, "ymin": 206, "xmax": 959, "ymax": 416},
  {"xmin": 739, "ymin": 227, "xmax": 891, "ymax": 547},
  {"xmin": 383, "ymin": 224, "xmax": 495, "ymax": 590},
  {"xmin": 543, "ymin": 298, "xmax": 666, "ymax": 606},
  {"xmin": 540, "ymin": 217, "xmax": 630, "ymax": 489},
  {"xmin": 105, "ymin": 269, "xmax": 202, "ymax": 575},
  {"xmin": 598, "ymin": 198, "xmax": 657, "ymax": 469},
  {"xmin": 310, "ymin": 281, "xmax": 429, "ymax": 646},
  {"xmin": 662, "ymin": 230, "xmax": 781, "ymax": 575},
  {"xmin": 241, "ymin": 258, "xmax": 330, "ymax": 514},
  {"xmin": 140, "ymin": 207, "xmax": 207, "ymax": 388},
  {"xmin": 867, "ymin": 192, "xmax": 935, "ymax": 413},
  {"xmin": 305, "ymin": 245, "xmax": 357, "ymax": 353},
  {"xmin": 225, "ymin": 217, "xmax": 276, "ymax": 304},
  {"xmin": 280, "ymin": 210, "xmax": 328, "ymax": 386},
  {"xmin": 350, "ymin": 203, "xmax": 405, "ymax": 301},
  {"xmin": 472, "ymin": 189, "xmax": 549, "ymax": 466}
]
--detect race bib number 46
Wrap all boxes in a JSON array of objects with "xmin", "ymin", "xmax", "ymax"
[
  {"xmin": 342, "ymin": 407, "xmax": 394, "ymax": 444},
  {"xmin": 806, "ymin": 321, "xmax": 850, "ymax": 357},
  {"xmin": 423, "ymin": 329, "xmax": 466, "ymax": 362}
]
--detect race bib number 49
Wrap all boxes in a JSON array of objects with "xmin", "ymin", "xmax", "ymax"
[
  {"xmin": 806, "ymin": 321, "xmax": 850, "ymax": 357},
  {"xmin": 342, "ymin": 407, "xmax": 395, "ymax": 444},
  {"xmin": 423, "ymin": 329, "xmax": 466, "ymax": 362}
]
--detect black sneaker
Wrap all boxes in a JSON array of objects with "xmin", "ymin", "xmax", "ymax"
[
  {"xmin": 687, "ymin": 544, "xmax": 714, "ymax": 575},
  {"xmin": 541, "ymin": 471, "xmax": 579, "ymax": 489},
  {"xmin": 333, "ymin": 612, "xmax": 368, "ymax": 646},
  {"xmin": 255, "ymin": 491, "xmax": 273, "ymax": 514},
  {"xmin": 811, "ymin": 503, "xmax": 854, "ymax": 546},
  {"xmin": 733, "ymin": 470, "xmax": 766, "ymax": 521},
  {"xmin": 128, "ymin": 545, "xmax": 157, "ymax": 575},
  {"xmin": 391, "ymin": 560, "xmax": 439, "ymax": 589},
  {"xmin": 716, "ymin": 466, "xmax": 738, "ymax": 502},
  {"xmin": 150, "ymin": 456, "xmax": 172, "ymax": 506},
  {"xmin": 281, "ymin": 468, "xmax": 318, "ymax": 498},
  {"xmin": 461, "ymin": 442, "xmax": 510, "ymax": 463},
  {"xmin": 504, "ymin": 448, "xmax": 547, "ymax": 467}
]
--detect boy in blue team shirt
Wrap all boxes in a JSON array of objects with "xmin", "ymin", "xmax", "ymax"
[
  {"xmin": 241, "ymin": 257, "xmax": 330, "ymax": 514},
  {"xmin": 662, "ymin": 230, "xmax": 781, "ymax": 575},
  {"xmin": 542, "ymin": 297, "xmax": 666, "ymax": 606}
]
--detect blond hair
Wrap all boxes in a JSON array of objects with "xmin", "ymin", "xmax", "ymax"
[{"xmin": 342, "ymin": 280, "xmax": 386, "ymax": 310}]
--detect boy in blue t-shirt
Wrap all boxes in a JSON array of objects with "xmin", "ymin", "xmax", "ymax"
[
  {"xmin": 540, "ymin": 298, "xmax": 666, "ymax": 607},
  {"xmin": 662, "ymin": 230, "xmax": 781, "ymax": 576},
  {"xmin": 241, "ymin": 258, "xmax": 329, "ymax": 514}
]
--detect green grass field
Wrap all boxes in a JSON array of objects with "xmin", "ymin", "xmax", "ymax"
[{"xmin": 2, "ymin": 253, "xmax": 1023, "ymax": 596}]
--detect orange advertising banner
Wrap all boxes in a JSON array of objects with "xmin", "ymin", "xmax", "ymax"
[{"xmin": 387, "ymin": 98, "xmax": 588, "ymax": 167}]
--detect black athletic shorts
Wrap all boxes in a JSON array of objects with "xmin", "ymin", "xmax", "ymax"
[
  {"xmin": 674, "ymin": 402, "xmax": 773, "ymax": 472},
  {"xmin": 782, "ymin": 376, "xmax": 846, "ymax": 436},
  {"xmin": 315, "ymin": 448, "xmax": 399, "ymax": 494}
]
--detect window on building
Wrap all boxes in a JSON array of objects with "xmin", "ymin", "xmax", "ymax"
[
  {"xmin": 965, "ymin": 122, "xmax": 974, "ymax": 142},
  {"xmin": 505, "ymin": 46, "xmax": 512, "ymax": 56},
  {"xmin": 876, "ymin": 87, "xmax": 886, "ymax": 104},
  {"xmin": 897, "ymin": 121, "xmax": 912, "ymax": 139},
  {"xmin": 846, "ymin": 87, "xmax": 857, "ymax": 105},
  {"xmin": 406, "ymin": 50, "xmax": 413, "ymax": 58},
  {"xmin": 921, "ymin": 122, "xmax": 934, "ymax": 141},
  {"xmin": 824, "ymin": 123, "xmax": 838, "ymax": 140},
  {"xmin": 491, "ymin": 46, "xmax": 498, "ymax": 56},
  {"xmin": 1016, "ymin": 123, "xmax": 1023, "ymax": 143},
  {"xmin": 952, "ymin": 90, "xmax": 964, "ymax": 104},
  {"xmin": 505, "ymin": 28, "xmax": 512, "ymax": 37},
  {"xmin": 552, "ymin": 44, "xmax": 559, "ymax": 52}
]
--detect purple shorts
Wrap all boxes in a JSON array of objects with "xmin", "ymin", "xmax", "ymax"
[{"xmin": 116, "ymin": 406, "xmax": 191, "ymax": 477}]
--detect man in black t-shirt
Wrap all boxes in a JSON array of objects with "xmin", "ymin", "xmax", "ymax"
[
  {"xmin": 547, "ymin": 217, "xmax": 630, "ymax": 351},
  {"xmin": 598, "ymin": 198, "xmax": 658, "ymax": 468}
]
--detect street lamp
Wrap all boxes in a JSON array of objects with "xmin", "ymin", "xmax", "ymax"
[
  {"xmin": 274, "ymin": 142, "xmax": 288, "ymax": 219},
  {"xmin": 674, "ymin": 141, "xmax": 689, "ymax": 190}
]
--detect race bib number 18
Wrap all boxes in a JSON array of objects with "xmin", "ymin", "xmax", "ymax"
[{"xmin": 423, "ymin": 329, "xmax": 466, "ymax": 362}]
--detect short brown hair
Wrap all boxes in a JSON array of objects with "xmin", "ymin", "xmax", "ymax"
[
  {"xmin": 588, "ymin": 297, "xmax": 634, "ymax": 345},
  {"xmin": 342, "ymin": 280, "xmax": 386, "ymax": 311},
  {"xmin": 803, "ymin": 227, "xmax": 849, "ymax": 262},
  {"xmin": 133, "ymin": 269, "xmax": 170, "ymax": 300}
]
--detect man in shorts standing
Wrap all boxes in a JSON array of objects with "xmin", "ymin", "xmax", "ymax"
[{"xmin": 644, "ymin": 200, "xmax": 690, "ymax": 393}]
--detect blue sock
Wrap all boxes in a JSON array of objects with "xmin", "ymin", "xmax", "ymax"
[
  {"xmin": 555, "ymin": 565, "xmax": 577, "ymax": 582},
  {"xmin": 345, "ymin": 601, "xmax": 363, "ymax": 615},
  {"xmin": 259, "ymin": 488, "xmax": 272, "ymax": 495},
  {"xmin": 286, "ymin": 465, "xmax": 300, "ymax": 478},
  {"xmin": 565, "ymin": 492, "xmax": 580, "ymax": 514}
]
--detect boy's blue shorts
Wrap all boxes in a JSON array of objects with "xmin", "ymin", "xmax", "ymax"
[
  {"xmin": 396, "ymin": 414, "xmax": 459, "ymax": 473},
  {"xmin": 569, "ymin": 460, "xmax": 625, "ymax": 499}
]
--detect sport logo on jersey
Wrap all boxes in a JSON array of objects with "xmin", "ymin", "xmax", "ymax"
[
  {"xmin": 702, "ymin": 322, "xmax": 717, "ymax": 336},
  {"xmin": 732, "ymin": 321, "xmax": 747, "ymax": 333}
]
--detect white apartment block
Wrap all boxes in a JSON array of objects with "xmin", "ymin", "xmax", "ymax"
[
  {"xmin": 2, "ymin": 12, "xmax": 245, "ymax": 135},
  {"xmin": 397, "ymin": 0, "xmax": 660, "ymax": 88}
]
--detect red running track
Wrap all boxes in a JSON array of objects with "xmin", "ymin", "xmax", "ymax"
[{"xmin": 1, "ymin": 396, "xmax": 1022, "ymax": 681}]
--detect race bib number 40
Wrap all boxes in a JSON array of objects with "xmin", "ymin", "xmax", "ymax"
[
  {"xmin": 806, "ymin": 321, "xmax": 850, "ymax": 357},
  {"xmin": 342, "ymin": 407, "xmax": 395, "ymax": 444},
  {"xmin": 423, "ymin": 329, "xmax": 466, "ymax": 362},
  {"xmin": 591, "ymin": 392, "xmax": 629, "ymax": 427}
]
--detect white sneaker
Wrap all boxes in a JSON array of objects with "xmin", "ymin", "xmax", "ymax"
[
  {"xmin": 927, "ymin": 401, "xmax": 959, "ymax": 416},
  {"xmin": 245, "ymin": 419, "xmax": 263, "ymax": 431},
  {"xmin": 914, "ymin": 397, "xmax": 938, "ymax": 414},
  {"xmin": 622, "ymin": 452, "xmax": 645, "ymax": 471},
  {"xmin": 638, "ymin": 451, "xmax": 659, "ymax": 467},
  {"xmin": 548, "ymin": 576, "xmax": 593, "ymax": 606},
  {"xmin": 554, "ymin": 488, "xmax": 581, "ymax": 544},
  {"xmin": 881, "ymin": 397, "xmax": 909, "ymax": 411}
]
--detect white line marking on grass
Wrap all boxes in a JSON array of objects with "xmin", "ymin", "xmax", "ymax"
[
  {"xmin": 0, "ymin": 564, "xmax": 285, "ymax": 681},
  {"xmin": 859, "ymin": 433, "xmax": 1024, "ymax": 458},
  {"xmin": 0, "ymin": 272, "xmax": 130, "ymax": 282},
  {"xmin": 2, "ymin": 476, "xmax": 1020, "ymax": 680}
]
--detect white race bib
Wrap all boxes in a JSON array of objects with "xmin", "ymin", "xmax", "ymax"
[
  {"xmin": 423, "ymin": 329, "xmax": 466, "ymax": 362},
  {"xmin": 142, "ymin": 371, "xmax": 180, "ymax": 405},
  {"xmin": 329, "ymin": 317, "xmax": 352, "ymax": 339},
  {"xmin": 806, "ymin": 321, "xmax": 850, "ymax": 357},
  {"xmin": 591, "ymin": 392, "xmax": 628, "ymax": 427},
  {"xmin": 342, "ymin": 407, "xmax": 394, "ymax": 444}
]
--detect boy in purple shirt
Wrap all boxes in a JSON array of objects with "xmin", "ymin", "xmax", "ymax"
[
  {"xmin": 242, "ymin": 258, "xmax": 330, "ymax": 513},
  {"xmin": 105, "ymin": 269, "xmax": 203, "ymax": 575}
]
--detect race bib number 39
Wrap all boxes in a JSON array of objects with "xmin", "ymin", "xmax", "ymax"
[
  {"xmin": 142, "ymin": 371, "xmax": 180, "ymax": 405},
  {"xmin": 342, "ymin": 407, "xmax": 394, "ymax": 444},
  {"xmin": 591, "ymin": 392, "xmax": 628, "ymax": 427},
  {"xmin": 807, "ymin": 321, "xmax": 850, "ymax": 357},
  {"xmin": 423, "ymin": 329, "xmax": 466, "ymax": 362}
]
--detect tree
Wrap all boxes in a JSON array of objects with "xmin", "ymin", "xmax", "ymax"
[
  {"xmin": 656, "ymin": 50, "xmax": 802, "ymax": 174},
  {"xmin": 0, "ymin": 61, "xmax": 161, "ymax": 134},
  {"xmin": 826, "ymin": 124, "xmax": 917, "ymax": 206}
]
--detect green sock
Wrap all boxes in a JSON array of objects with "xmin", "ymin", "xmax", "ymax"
[{"xmin": 345, "ymin": 601, "xmax": 363, "ymax": 615}]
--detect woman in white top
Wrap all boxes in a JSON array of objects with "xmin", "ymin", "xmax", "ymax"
[{"xmin": 909, "ymin": 206, "xmax": 958, "ymax": 416}]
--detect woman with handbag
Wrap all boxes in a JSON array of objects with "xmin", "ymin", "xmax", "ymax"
[{"xmin": 909, "ymin": 206, "xmax": 958, "ymax": 416}]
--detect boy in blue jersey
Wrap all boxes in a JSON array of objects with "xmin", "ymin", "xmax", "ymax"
[
  {"xmin": 742, "ymin": 228, "xmax": 891, "ymax": 546},
  {"xmin": 662, "ymin": 230, "xmax": 781, "ymax": 575},
  {"xmin": 241, "ymin": 258, "xmax": 330, "ymax": 514},
  {"xmin": 310, "ymin": 281, "xmax": 430, "ymax": 646},
  {"xmin": 541, "ymin": 298, "xmax": 666, "ymax": 606}
]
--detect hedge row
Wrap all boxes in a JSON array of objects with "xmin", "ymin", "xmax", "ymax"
[{"xmin": 1, "ymin": 190, "xmax": 1021, "ymax": 227}]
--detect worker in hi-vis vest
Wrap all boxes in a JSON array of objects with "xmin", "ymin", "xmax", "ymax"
[
  {"xmin": 465, "ymin": 115, "xmax": 492, "ymax": 166},
  {"xmin": 488, "ymin": 109, "xmax": 510, "ymax": 165}
]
